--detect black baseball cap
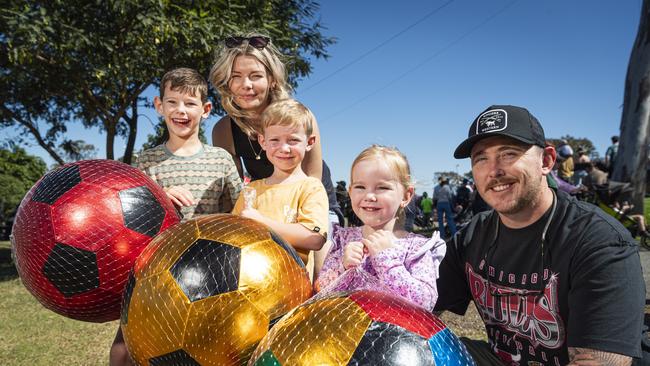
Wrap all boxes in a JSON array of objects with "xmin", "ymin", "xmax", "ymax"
[{"xmin": 454, "ymin": 105, "xmax": 546, "ymax": 159}]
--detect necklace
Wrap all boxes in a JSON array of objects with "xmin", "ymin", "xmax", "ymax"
[{"xmin": 247, "ymin": 134, "xmax": 262, "ymax": 160}]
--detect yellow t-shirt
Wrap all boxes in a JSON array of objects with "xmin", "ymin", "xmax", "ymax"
[{"xmin": 232, "ymin": 176, "xmax": 329, "ymax": 262}]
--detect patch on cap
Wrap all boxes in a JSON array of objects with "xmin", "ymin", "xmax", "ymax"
[{"xmin": 476, "ymin": 109, "xmax": 507, "ymax": 134}]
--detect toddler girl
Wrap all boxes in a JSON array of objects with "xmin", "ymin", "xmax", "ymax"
[{"xmin": 316, "ymin": 145, "xmax": 445, "ymax": 311}]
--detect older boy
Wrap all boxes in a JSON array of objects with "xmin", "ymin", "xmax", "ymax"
[
  {"xmin": 136, "ymin": 67, "xmax": 242, "ymax": 219},
  {"xmin": 232, "ymin": 99, "xmax": 328, "ymax": 264},
  {"xmin": 110, "ymin": 68, "xmax": 242, "ymax": 366}
]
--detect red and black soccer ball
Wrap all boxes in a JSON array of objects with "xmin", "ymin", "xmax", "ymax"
[
  {"xmin": 11, "ymin": 159, "xmax": 180, "ymax": 322},
  {"xmin": 250, "ymin": 290, "xmax": 477, "ymax": 365}
]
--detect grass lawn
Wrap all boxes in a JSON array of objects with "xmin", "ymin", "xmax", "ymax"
[{"xmin": 0, "ymin": 241, "xmax": 117, "ymax": 365}]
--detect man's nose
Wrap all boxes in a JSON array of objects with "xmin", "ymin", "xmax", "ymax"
[{"xmin": 487, "ymin": 158, "xmax": 505, "ymax": 178}]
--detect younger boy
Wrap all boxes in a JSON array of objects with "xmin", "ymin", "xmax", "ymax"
[
  {"xmin": 109, "ymin": 68, "xmax": 242, "ymax": 366},
  {"xmin": 136, "ymin": 67, "xmax": 242, "ymax": 219},
  {"xmin": 232, "ymin": 99, "xmax": 328, "ymax": 264}
]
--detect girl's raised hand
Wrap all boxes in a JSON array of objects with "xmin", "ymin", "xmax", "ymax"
[
  {"xmin": 342, "ymin": 241, "xmax": 364, "ymax": 269},
  {"xmin": 362, "ymin": 230, "xmax": 397, "ymax": 257}
]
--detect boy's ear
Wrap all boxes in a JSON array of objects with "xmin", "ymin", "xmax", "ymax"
[
  {"xmin": 202, "ymin": 101, "xmax": 212, "ymax": 119},
  {"xmin": 153, "ymin": 96, "xmax": 163, "ymax": 114},
  {"xmin": 305, "ymin": 134, "xmax": 316, "ymax": 151},
  {"xmin": 257, "ymin": 134, "xmax": 267, "ymax": 151}
]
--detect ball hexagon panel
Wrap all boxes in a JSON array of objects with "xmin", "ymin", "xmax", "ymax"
[
  {"xmin": 119, "ymin": 186, "xmax": 167, "ymax": 238},
  {"xmin": 11, "ymin": 159, "xmax": 179, "ymax": 322},
  {"xmin": 170, "ymin": 239, "xmax": 241, "ymax": 302},
  {"xmin": 149, "ymin": 349, "xmax": 200, "ymax": 366},
  {"xmin": 31, "ymin": 164, "xmax": 81, "ymax": 204},
  {"xmin": 42, "ymin": 243, "xmax": 99, "ymax": 297},
  {"xmin": 250, "ymin": 290, "xmax": 476, "ymax": 366},
  {"xmin": 121, "ymin": 214, "xmax": 312, "ymax": 366}
]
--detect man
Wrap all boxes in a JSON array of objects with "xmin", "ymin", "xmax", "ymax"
[
  {"xmin": 582, "ymin": 161, "xmax": 608, "ymax": 189},
  {"xmin": 420, "ymin": 191, "xmax": 433, "ymax": 228},
  {"xmin": 434, "ymin": 105, "xmax": 644, "ymax": 365},
  {"xmin": 605, "ymin": 135, "xmax": 619, "ymax": 176}
]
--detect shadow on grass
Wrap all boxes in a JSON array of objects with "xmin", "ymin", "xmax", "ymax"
[{"xmin": 0, "ymin": 247, "xmax": 18, "ymax": 281}]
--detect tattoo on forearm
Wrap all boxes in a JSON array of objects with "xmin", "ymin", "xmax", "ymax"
[{"xmin": 567, "ymin": 347, "xmax": 632, "ymax": 366}]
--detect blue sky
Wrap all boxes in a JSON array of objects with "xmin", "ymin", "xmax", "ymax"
[{"xmin": 18, "ymin": 0, "xmax": 642, "ymax": 193}]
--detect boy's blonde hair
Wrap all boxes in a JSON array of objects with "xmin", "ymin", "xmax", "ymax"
[
  {"xmin": 209, "ymin": 32, "xmax": 291, "ymax": 136},
  {"xmin": 350, "ymin": 145, "xmax": 413, "ymax": 191},
  {"xmin": 260, "ymin": 99, "xmax": 315, "ymax": 136},
  {"xmin": 160, "ymin": 68, "xmax": 209, "ymax": 103}
]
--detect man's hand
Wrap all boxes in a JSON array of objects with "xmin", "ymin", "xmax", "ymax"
[
  {"xmin": 342, "ymin": 241, "xmax": 364, "ymax": 269},
  {"xmin": 164, "ymin": 187, "xmax": 196, "ymax": 207},
  {"xmin": 362, "ymin": 230, "xmax": 397, "ymax": 257},
  {"xmin": 567, "ymin": 347, "xmax": 632, "ymax": 366}
]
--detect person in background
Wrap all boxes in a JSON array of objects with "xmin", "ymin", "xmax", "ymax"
[
  {"xmin": 556, "ymin": 140, "xmax": 574, "ymax": 183},
  {"xmin": 419, "ymin": 191, "xmax": 433, "ymax": 228},
  {"xmin": 434, "ymin": 176, "xmax": 457, "ymax": 237},
  {"xmin": 605, "ymin": 135, "xmax": 619, "ymax": 176},
  {"xmin": 404, "ymin": 190, "xmax": 419, "ymax": 232},
  {"xmin": 573, "ymin": 146, "xmax": 591, "ymax": 185}
]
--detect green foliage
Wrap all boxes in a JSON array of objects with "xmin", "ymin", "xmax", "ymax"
[
  {"xmin": 434, "ymin": 171, "xmax": 465, "ymax": 186},
  {"xmin": 1, "ymin": 0, "xmax": 334, "ymax": 163},
  {"xmin": 547, "ymin": 135, "xmax": 598, "ymax": 159},
  {"xmin": 0, "ymin": 146, "xmax": 47, "ymax": 239}
]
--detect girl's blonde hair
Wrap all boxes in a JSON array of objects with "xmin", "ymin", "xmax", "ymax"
[
  {"xmin": 209, "ymin": 31, "xmax": 291, "ymax": 137},
  {"xmin": 350, "ymin": 145, "xmax": 413, "ymax": 191}
]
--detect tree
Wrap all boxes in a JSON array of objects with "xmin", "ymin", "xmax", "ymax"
[
  {"xmin": 614, "ymin": 0, "xmax": 650, "ymax": 214},
  {"xmin": 0, "ymin": 145, "xmax": 47, "ymax": 239},
  {"xmin": 547, "ymin": 135, "xmax": 597, "ymax": 159},
  {"xmin": 1, "ymin": 0, "xmax": 334, "ymax": 164},
  {"xmin": 433, "ymin": 171, "xmax": 465, "ymax": 186}
]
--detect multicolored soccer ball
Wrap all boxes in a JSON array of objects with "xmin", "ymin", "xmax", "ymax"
[
  {"xmin": 250, "ymin": 290, "xmax": 476, "ymax": 365},
  {"xmin": 11, "ymin": 159, "xmax": 179, "ymax": 322},
  {"xmin": 121, "ymin": 214, "xmax": 312, "ymax": 366}
]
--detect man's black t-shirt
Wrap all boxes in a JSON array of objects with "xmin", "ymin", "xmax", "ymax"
[{"xmin": 434, "ymin": 190, "xmax": 644, "ymax": 365}]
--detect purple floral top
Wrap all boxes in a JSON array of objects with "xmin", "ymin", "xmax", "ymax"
[{"xmin": 316, "ymin": 224, "xmax": 446, "ymax": 311}]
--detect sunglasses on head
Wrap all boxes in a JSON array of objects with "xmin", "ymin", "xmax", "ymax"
[{"xmin": 225, "ymin": 36, "xmax": 270, "ymax": 49}]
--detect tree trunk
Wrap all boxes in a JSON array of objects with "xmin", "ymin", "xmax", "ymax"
[
  {"xmin": 105, "ymin": 122, "xmax": 115, "ymax": 160},
  {"xmin": 122, "ymin": 99, "xmax": 138, "ymax": 165},
  {"xmin": 613, "ymin": 0, "xmax": 650, "ymax": 214}
]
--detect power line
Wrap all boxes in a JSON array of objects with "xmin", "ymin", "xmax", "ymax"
[
  {"xmin": 299, "ymin": 0, "xmax": 455, "ymax": 93},
  {"xmin": 320, "ymin": 0, "xmax": 519, "ymax": 122}
]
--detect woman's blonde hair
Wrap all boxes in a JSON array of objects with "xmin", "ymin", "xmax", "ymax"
[
  {"xmin": 350, "ymin": 145, "xmax": 413, "ymax": 191},
  {"xmin": 209, "ymin": 31, "xmax": 291, "ymax": 136}
]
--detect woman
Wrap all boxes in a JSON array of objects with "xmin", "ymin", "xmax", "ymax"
[{"xmin": 209, "ymin": 33, "xmax": 342, "ymax": 278}]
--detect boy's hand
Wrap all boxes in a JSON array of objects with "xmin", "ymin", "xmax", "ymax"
[
  {"xmin": 362, "ymin": 230, "xmax": 397, "ymax": 257},
  {"xmin": 342, "ymin": 241, "xmax": 364, "ymax": 269},
  {"xmin": 240, "ymin": 208, "xmax": 265, "ymax": 222},
  {"xmin": 164, "ymin": 187, "xmax": 196, "ymax": 207}
]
